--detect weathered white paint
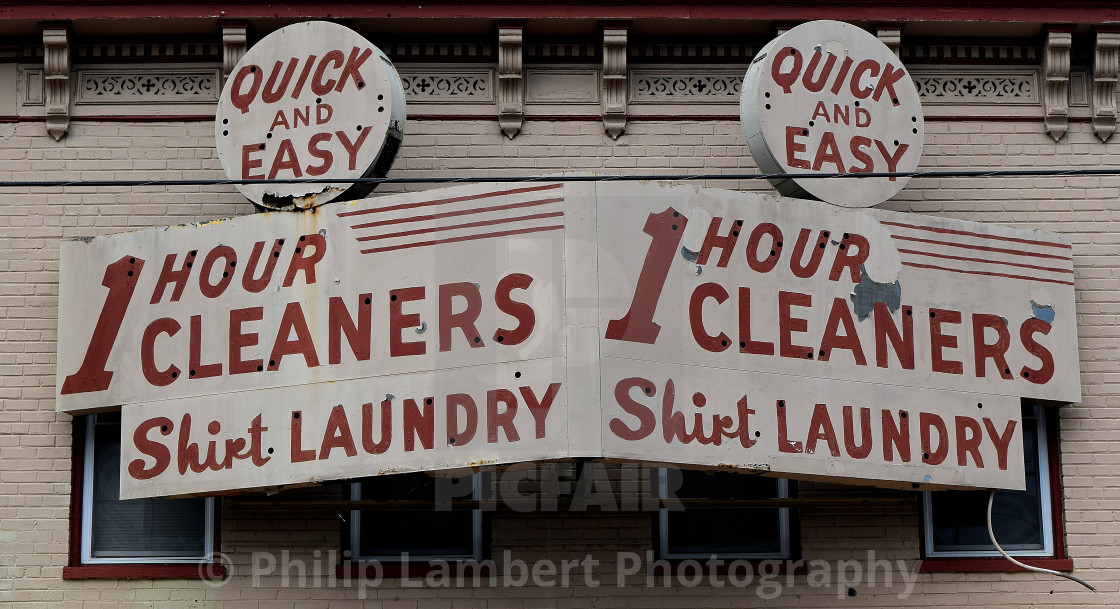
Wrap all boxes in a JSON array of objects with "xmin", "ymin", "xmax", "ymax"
[
  {"xmin": 741, "ymin": 21, "xmax": 924, "ymax": 207},
  {"xmin": 120, "ymin": 357, "xmax": 570, "ymax": 499},
  {"xmin": 57, "ymin": 182, "xmax": 567, "ymax": 413},
  {"xmin": 214, "ymin": 21, "xmax": 406, "ymax": 209},
  {"xmin": 595, "ymin": 181, "xmax": 1079, "ymax": 402},
  {"xmin": 56, "ymin": 181, "xmax": 1077, "ymax": 498},
  {"xmin": 599, "ymin": 359, "xmax": 1025, "ymax": 491}
]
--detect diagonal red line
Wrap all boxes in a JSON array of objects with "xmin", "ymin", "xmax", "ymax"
[
  {"xmin": 897, "ymin": 248, "xmax": 1074, "ymax": 275},
  {"xmin": 890, "ymin": 234, "xmax": 1071, "ymax": 261},
  {"xmin": 350, "ymin": 197, "xmax": 563, "ymax": 230},
  {"xmin": 356, "ymin": 211, "xmax": 565, "ymax": 242},
  {"xmin": 901, "ymin": 261, "xmax": 1074, "ymax": 286},
  {"xmin": 361, "ymin": 225, "xmax": 564, "ymax": 254},
  {"xmin": 880, "ymin": 220, "xmax": 1071, "ymax": 250},
  {"xmin": 337, "ymin": 183, "xmax": 563, "ymax": 218}
]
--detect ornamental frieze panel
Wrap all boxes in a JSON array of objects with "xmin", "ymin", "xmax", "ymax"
[
  {"xmin": 907, "ymin": 67, "xmax": 1040, "ymax": 105},
  {"xmin": 397, "ymin": 69, "xmax": 494, "ymax": 102},
  {"xmin": 629, "ymin": 68, "xmax": 744, "ymax": 103},
  {"xmin": 75, "ymin": 68, "xmax": 220, "ymax": 104}
]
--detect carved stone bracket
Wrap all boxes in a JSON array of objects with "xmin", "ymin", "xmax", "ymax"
[
  {"xmin": 41, "ymin": 24, "xmax": 71, "ymax": 141},
  {"xmin": 602, "ymin": 25, "xmax": 628, "ymax": 140},
  {"xmin": 876, "ymin": 25, "xmax": 902, "ymax": 57},
  {"xmin": 1043, "ymin": 28, "xmax": 1072, "ymax": 142},
  {"xmin": 1092, "ymin": 30, "xmax": 1120, "ymax": 142},
  {"xmin": 497, "ymin": 25, "xmax": 524, "ymax": 139},
  {"xmin": 221, "ymin": 22, "xmax": 249, "ymax": 81}
]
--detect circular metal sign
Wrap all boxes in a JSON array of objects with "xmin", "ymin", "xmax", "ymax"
[
  {"xmin": 215, "ymin": 21, "xmax": 405, "ymax": 210},
  {"xmin": 741, "ymin": 21, "xmax": 924, "ymax": 208}
]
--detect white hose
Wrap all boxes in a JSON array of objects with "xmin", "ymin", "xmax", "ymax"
[{"xmin": 986, "ymin": 489, "xmax": 1096, "ymax": 592}]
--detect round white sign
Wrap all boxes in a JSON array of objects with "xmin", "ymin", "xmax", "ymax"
[
  {"xmin": 741, "ymin": 21, "xmax": 924, "ymax": 208},
  {"xmin": 215, "ymin": 21, "xmax": 406, "ymax": 210}
]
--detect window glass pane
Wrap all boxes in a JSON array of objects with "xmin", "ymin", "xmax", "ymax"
[
  {"xmin": 357, "ymin": 473, "xmax": 476, "ymax": 558},
  {"xmin": 929, "ymin": 405, "xmax": 1046, "ymax": 553},
  {"xmin": 663, "ymin": 470, "xmax": 787, "ymax": 557},
  {"xmin": 89, "ymin": 414, "xmax": 208, "ymax": 559}
]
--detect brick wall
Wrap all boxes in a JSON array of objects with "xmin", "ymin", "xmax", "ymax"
[{"xmin": 1, "ymin": 97, "xmax": 1119, "ymax": 605}]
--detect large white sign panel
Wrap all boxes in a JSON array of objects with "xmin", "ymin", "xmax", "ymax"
[
  {"xmin": 741, "ymin": 20, "xmax": 924, "ymax": 207},
  {"xmin": 57, "ymin": 182, "xmax": 1078, "ymax": 498},
  {"xmin": 595, "ymin": 181, "xmax": 1078, "ymax": 491}
]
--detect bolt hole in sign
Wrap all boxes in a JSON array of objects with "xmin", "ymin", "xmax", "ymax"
[
  {"xmin": 215, "ymin": 21, "xmax": 406, "ymax": 210},
  {"xmin": 741, "ymin": 21, "xmax": 924, "ymax": 208}
]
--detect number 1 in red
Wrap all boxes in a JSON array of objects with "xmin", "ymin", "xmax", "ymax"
[
  {"xmin": 604, "ymin": 207, "xmax": 686, "ymax": 344},
  {"xmin": 61, "ymin": 255, "xmax": 145, "ymax": 395}
]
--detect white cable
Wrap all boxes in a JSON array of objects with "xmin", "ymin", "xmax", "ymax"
[{"xmin": 986, "ymin": 489, "xmax": 1096, "ymax": 592}]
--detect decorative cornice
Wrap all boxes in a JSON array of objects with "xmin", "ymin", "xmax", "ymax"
[
  {"xmin": 497, "ymin": 25, "xmax": 524, "ymax": 139},
  {"xmin": 41, "ymin": 24, "xmax": 71, "ymax": 140},
  {"xmin": 602, "ymin": 26, "xmax": 628, "ymax": 139},
  {"xmin": 1042, "ymin": 28, "xmax": 1072, "ymax": 142},
  {"xmin": 1092, "ymin": 30, "xmax": 1120, "ymax": 142}
]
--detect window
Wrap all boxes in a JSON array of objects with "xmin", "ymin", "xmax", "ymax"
[
  {"xmin": 656, "ymin": 468, "xmax": 794, "ymax": 560},
  {"xmin": 65, "ymin": 413, "xmax": 218, "ymax": 579},
  {"xmin": 349, "ymin": 472, "xmax": 483, "ymax": 563},
  {"xmin": 921, "ymin": 403, "xmax": 1069, "ymax": 571}
]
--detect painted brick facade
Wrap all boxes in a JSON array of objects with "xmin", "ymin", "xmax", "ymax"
[{"xmin": 2, "ymin": 6, "xmax": 1119, "ymax": 607}]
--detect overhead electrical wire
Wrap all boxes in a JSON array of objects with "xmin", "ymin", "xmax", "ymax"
[{"xmin": 2, "ymin": 167, "xmax": 1120, "ymax": 189}]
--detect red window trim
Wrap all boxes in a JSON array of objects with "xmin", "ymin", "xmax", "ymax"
[
  {"xmin": 918, "ymin": 557, "xmax": 1073, "ymax": 574},
  {"xmin": 63, "ymin": 415, "xmax": 225, "ymax": 581},
  {"xmin": 918, "ymin": 405, "xmax": 1069, "ymax": 573}
]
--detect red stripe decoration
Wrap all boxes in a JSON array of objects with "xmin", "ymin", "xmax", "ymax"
[
  {"xmin": 360, "ymin": 225, "xmax": 565, "ymax": 254},
  {"xmin": 895, "ymin": 248, "xmax": 1074, "ymax": 275},
  {"xmin": 890, "ymin": 234, "xmax": 1071, "ymax": 261},
  {"xmin": 356, "ymin": 211, "xmax": 564, "ymax": 242},
  {"xmin": 883, "ymin": 218, "xmax": 1073, "ymax": 287},
  {"xmin": 901, "ymin": 262, "xmax": 1074, "ymax": 286},
  {"xmin": 879, "ymin": 220, "xmax": 1072, "ymax": 250},
  {"xmin": 337, "ymin": 183, "xmax": 562, "ymax": 218},
  {"xmin": 350, "ymin": 197, "xmax": 563, "ymax": 230},
  {"xmin": 341, "ymin": 183, "xmax": 565, "ymax": 255}
]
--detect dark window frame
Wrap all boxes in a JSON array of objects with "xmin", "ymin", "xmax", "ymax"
[
  {"xmin": 654, "ymin": 468, "xmax": 799, "ymax": 564},
  {"xmin": 63, "ymin": 414, "xmax": 224, "ymax": 580},
  {"xmin": 918, "ymin": 403, "xmax": 1071, "ymax": 573},
  {"xmin": 340, "ymin": 474, "xmax": 490, "ymax": 579}
]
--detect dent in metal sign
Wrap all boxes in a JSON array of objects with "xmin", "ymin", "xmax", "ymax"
[
  {"xmin": 55, "ymin": 181, "xmax": 1078, "ymax": 498},
  {"xmin": 214, "ymin": 21, "xmax": 406, "ymax": 210},
  {"xmin": 740, "ymin": 21, "xmax": 925, "ymax": 207}
]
